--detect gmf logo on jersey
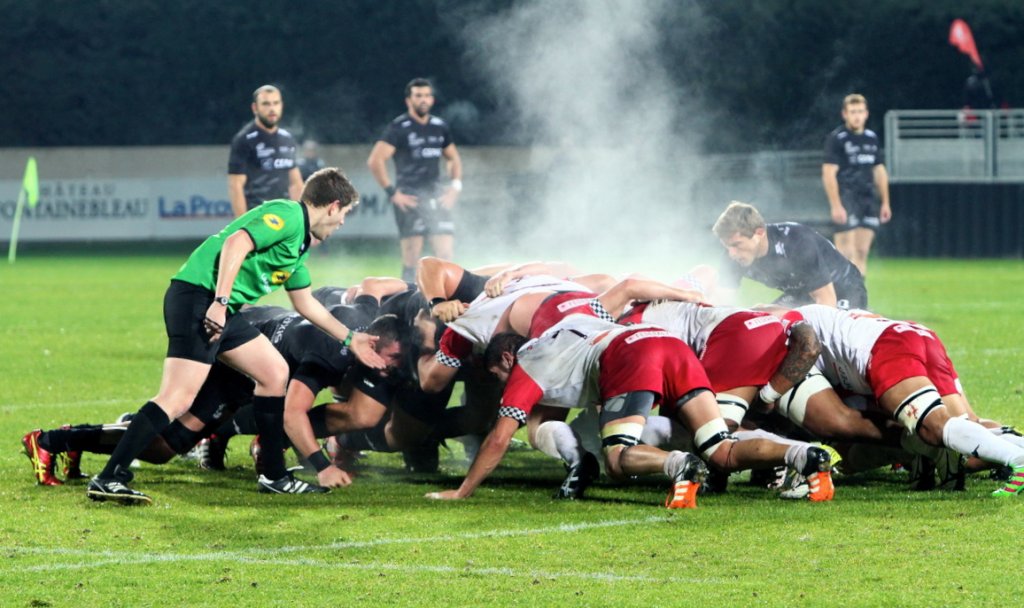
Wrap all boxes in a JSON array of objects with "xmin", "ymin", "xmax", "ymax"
[
  {"xmin": 270, "ymin": 270, "xmax": 292, "ymax": 285},
  {"xmin": 263, "ymin": 214, "xmax": 285, "ymax": 231}
]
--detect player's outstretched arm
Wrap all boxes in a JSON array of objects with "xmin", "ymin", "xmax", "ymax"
[
  {"xmin": 283, "ymin": 379, "xmax": 352, "ymax": 488},
  {"xmin": 289, "ymin": 288, "xmax": 386, "ymax": 369},
  {"xmin": 426, "ymin": 416, "xmax": 519, "ymax": 500},
  {"xmin": 597, "ymin": 276, "xmax": 704, "ymax": 319}
]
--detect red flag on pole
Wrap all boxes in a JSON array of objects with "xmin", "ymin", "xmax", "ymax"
[{"xmin": 949, "ymin": 19, "xmax": 984, "ymax": 70}]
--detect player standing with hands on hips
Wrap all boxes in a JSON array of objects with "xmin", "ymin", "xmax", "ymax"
[
  {"xmin": 367, "ymin": 78, "xmax": 463, "ymax": 282},
  {"xmin": 822, "ymin": 93, "xmax": 891, "ymax": 277},
  {"xmin": 86, "ymin": 168, "xmax": 386, "ymax": 504}
]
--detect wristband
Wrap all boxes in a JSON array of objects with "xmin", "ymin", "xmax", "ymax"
[
  {"xmin": 307, "ymin": 450, "xmax": 331, "ymax": 473},
  {"xmin": 430, "ymin": 297, "xmax": 447, "ymax": 308},
  {"xmin": 384, "ymin": 185, "xmax": 397, "ymax": 199},
  {"xmin": 450, "ymin": 179, "xmax": 463, "ymax": 192},
  {"xmin": 343, "ymin": 332, "xmax": 354, "ymax": 348},
  {"xmin": 759, "ymin": 383, "xmax": 783, "ymax": 404}
]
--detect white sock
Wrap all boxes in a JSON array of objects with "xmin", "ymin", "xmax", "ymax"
[
  {"xmin": 640, "ymin": 415, "xmax": 673, "ymax": 446},
  {"xmin": 534, "ymin": 421, "xmax": 583, "ymax": 467},
  {"xmin": 943, "ymin": 417, "xmax": 1024, "ymax": 467},
  {"xmin": 734, "ymin": 428, "xmax": 804, "ymax": 447},
  {"xmin": 783, "ymin": 443, "xmax": 810, "ymax": 471},
  {"xmin": 988, "ymin": 426, "xmax": 1024, "ymax": 448}
]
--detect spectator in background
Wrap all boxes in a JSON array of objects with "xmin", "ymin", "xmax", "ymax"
[
  {"xmin": 367, "ymin": 78, "xmax": 463, "ymax": 282},
  {"xmin": 228, "ymin": 85, "xmax": 304, "ymax": 217},
  {"xmin": 297, "ymin": 140, "xmax": 327, "ymax": 182},
  {"xmin": 822, "ymin": 93, "xmax": 891, "ymax": 277}
]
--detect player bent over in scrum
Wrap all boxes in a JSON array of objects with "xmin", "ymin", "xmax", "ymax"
[
  {"xmin": 782, "ymin": 305, "xmax": 1024, "ymax": 497},
  {"xmin": 427, "ymin": 315, "xmax": 835, "ymax": 506}
]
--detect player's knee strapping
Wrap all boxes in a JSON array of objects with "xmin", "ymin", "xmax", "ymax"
[
  {"xmin": 600, "ymin": 391, "xmax": 655, "ymax": 455},
  {"xmin": 716, "ymin": 393, "xmax": 749, "ymax": 426},
  {"xmin": 777, "ymin": 369, "xmax": 831, "ymax": 426},
  {"xmin": 894, "ymin": 386, "xmax": 945, "ymax": 435},
  {"xmin": 693, "ymin": 418, "xmax": 732, "ymax": 460}
]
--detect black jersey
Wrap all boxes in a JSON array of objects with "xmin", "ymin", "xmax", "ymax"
[
  {"xmin": 243, "ymin": 305, "xmax": 374, "ymax": 396},
  {"xmin": 823, "ymin": 126, "xmax": 883, "ymax": 196},
  {"xmin": 228, "ymin": 121, "xmax": 298, "ymax": 210},
  {"xmin": 379, "ymin": 113, "xmax": 453, "ymax": 193},
  {"xmin": 720, "ymin": 223, "xmax": 866, "ymax": 305}
]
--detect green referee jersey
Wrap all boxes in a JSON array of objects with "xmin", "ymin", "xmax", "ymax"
[{"xmin": 173, "ymin": 199, "xmax": 312, "ymax": 311}]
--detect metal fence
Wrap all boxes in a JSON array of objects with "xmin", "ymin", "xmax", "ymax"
[{"xmin": 884, "ymin": 109, "xmax": 1024, "ymax": 182}]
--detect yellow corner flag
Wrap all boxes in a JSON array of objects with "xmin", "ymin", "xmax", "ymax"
[
  {"xmin": 23, "ymin": 156, "xmax": 39, "ymax": 208},
  {"xmin": 8, "ymin": 156, "xmax": 39, "ymax": 263}
]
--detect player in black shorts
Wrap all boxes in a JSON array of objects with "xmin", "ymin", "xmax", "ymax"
[
  {"xmin": 367, "ymin": 78, "xmax": 464, "ymax": 282},
  {"xmin": 713, "ymin": 201, "xmax": 868, "ymax": 310},
  {"xmin": 228, "ymin": 84, "xmax": 303, "ymax": 216},
  {"xmin": 822, "ymin": 93, "xmax": 892, "ymax": 277}
]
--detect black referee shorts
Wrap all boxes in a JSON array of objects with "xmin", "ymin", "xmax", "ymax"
[
  {"xmin": 164, "ymin": 280, "xmax": 261, "ymax": 363},
  {"xmin": 834, "ymin": 190, "xmax": 881, "ymax": 233},
  {"xmin": 392, "ymin": 188, "xmax": 455, "ymax": 238}
]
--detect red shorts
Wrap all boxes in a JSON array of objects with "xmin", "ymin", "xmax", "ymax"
[
  {"xmin": 528, "ymin": 291, "xmax": 601, "ymax": 338},
  {"xmin": 598, "ymin": 330, "xmax": 711, "ymax": 405},
  {"xmin": 700, "ymin": 312, "xmax": 787, "ymax": 392},
  {"xmin": 866, "ymin": 326, "xmax": 931, "ymax": 398},
  {"xmin": 617, "ymin": 302, "xmax": 647, "ymax": 325},
  {"xmin": 921, "ymin": 329, "xmax": 960, "ymax": 396}
]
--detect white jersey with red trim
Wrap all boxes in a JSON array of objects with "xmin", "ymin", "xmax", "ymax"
[
  {"xmin": 787, "ymin": 304, "xmax": 902, "ymax": 395},
  {"xmin": 516, "ymin": 314, "xmax": 667, "ymax": 409},
  {"xmin": 638, "ymin": 301, "xmax": 745, "ymax": 354},
  {"xmin": 447, "ymin": 274, "xmax": 589, "ymax": 354}
]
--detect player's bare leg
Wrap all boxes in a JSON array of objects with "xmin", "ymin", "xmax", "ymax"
[
  {"xmin": 879, "ymin": 376, "xmax": 1024, "ymax": 497},
  {"xmin": 400, "ymin": 236, "xmax": 424, "ymax": 282}
]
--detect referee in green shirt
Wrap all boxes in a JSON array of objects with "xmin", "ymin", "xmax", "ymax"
[{"xmin": 87, "ymin": 168, "xmax": 385, "ymax": 504}]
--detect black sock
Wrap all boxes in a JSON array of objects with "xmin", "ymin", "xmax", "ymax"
[
  {"xmin": 308, "ymin": 405, "xmax": 330, "ymax": 437},
  {"xmin": 253, "ymin": 395, "xmax": 287, "ymax": 479},
  {"xmin": 99, "ymin": 401, "xmax": 170, "ymax": 479},
  {"xmin": 39, "ymin": 424, "xmax": 106, "ymax": 453},
  {"xmin": 216, "ymin": 404, "xmax": 256, "ymax": 438},
  {"xmin": 337, "ymin": 425, "xmax": 393, "ymax": 452},
  {"xmin": 162, "ymin": 421, "xmax": 201, "ymax": 454}
]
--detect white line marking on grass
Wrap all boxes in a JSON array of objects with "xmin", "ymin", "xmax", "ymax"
[
  {"xmin": 8, "ymin": 555, "xmax": 723, "ymax": 585},
  {"xmin": 4, "ymin": 514, "xmax": 708, "ymax": 583}
]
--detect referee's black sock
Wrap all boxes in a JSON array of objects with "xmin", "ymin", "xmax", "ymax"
[
  {"xmin": 99, "ymin": 401, "xmax": 170, "ymax": 479},
  {"xmin": 253, "ymin": 395, "xmax": 288, "ymax": 479}
]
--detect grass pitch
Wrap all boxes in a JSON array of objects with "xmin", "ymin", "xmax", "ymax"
[{"xmin": 1, "ymin": 250, "xmax": 1022, "ymax": 607}]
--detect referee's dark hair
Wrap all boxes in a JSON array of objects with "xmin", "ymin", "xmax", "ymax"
[
  {"xmin": 302, "ymin": 167, "xmax": 359, "ymax": 209},
  {"xmin": 252, "ymin": 84, "xmax": 281, "ymax": 102},
  {"xmin": 405, "ymin": 78, "xmax": 432, "ymax": 98}
]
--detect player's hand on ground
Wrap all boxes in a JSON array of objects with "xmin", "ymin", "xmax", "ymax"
[
  {"xmin": 439, "ymin": 189, "xmax": 459, "ymax": 210},
  {"xmin": 432, "ymin": 300, "xmax": 467, "ymax": 323},
  {"xmin": 317, "ymin": 465, "xmax": 353, "ymax": 488},
  {"xmin": 880, "ymin": 204, "xmax": 892, "ymax": 223},
  {"xmin": 350, "ymin": 332, "xmax": 387, "ymax": 369},
  {"xmin": 425, "ymin": 489, "xmax": 465, "ymax": 500},
  {"xmin": 203, "ymin": 303, "xmax": 227, "ymax": 342},
  {"xmin": 830, "ymin": 206, "xmax": 847, "ymax": 225},
  {"xmin": 391, "ymin": 191, "xmax": 418, "ymax": 211}
]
